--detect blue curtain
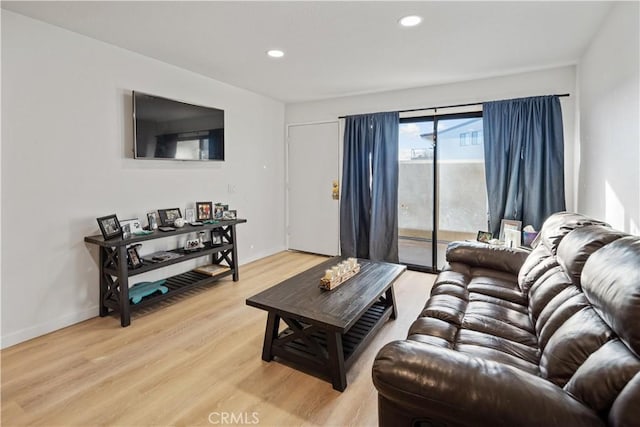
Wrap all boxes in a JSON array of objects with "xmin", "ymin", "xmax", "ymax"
[
  {"xmin": 483, "ymin": 95, "xmax": 566, "ymax": 236},
  {"xmin": 341, "ymin": 112, "xmax": 399, "ymax": 262}
]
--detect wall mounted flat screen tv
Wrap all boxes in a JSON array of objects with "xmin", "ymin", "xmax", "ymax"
[{"xmin": 133, "ymin": 91, "xmax": 224, "ymax": 161}]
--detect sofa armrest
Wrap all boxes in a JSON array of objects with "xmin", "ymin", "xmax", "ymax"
[
  {"xmin": 446, "ymin": 240, "xmax": 529, "ymax": 275},
  {"xmin": 373, "ymin": 341, "xmax": 604, "ymax": 427}
]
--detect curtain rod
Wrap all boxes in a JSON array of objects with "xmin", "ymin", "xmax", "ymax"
[{"xmin": 337, "ymin": 93, "xmax": 570, "ymax": 119}]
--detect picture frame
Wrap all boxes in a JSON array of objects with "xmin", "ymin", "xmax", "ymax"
[
  {"xmin": 121, "ymin": 223, "xmax": 131, "ymax": 239},
  {"xmin": 222, "ymin": 209, "xmax": 237, "ymax": 220},
  {"xmin": 212, "ymin": 229, "xmax": 223, "ymax": 245},
  {"xmin": 196, "ymin": 202, "xmax": 213, "ymax": 221},
  {"xmin": 97, "ymin": 214, "xmax": 122, "ymax": 240},
  {"xmin": 499, "ymin": 219, "xmax": 522, "ymax": 241},
  {"xmin": 185, "ymin": 208, "xmax": 196, "ymax": 223},
  {"xmin": 157, "ymin": 208, "xmax": 182, "ymax": 226},
  {"xmin": 214, "ymin": 204, "xmax": 225, "ymax": 219},
  {"xmin": 147, "ymin": 212, "xmax": 158, "ymax": 230},
  {"xmin": 504, "ymin": 228, "xmax": 522, "ymax": 248},
  {"xmin": 184, "ymin": 238, "xmax": 201, "ymax": 252},
  {"xmin": 120, "ymin": 218, "xmax": 142, "ymax": 234},
  {"xmin": 476, "ymin": 231, "xmax": 492, "ymax": 243},
  {"xmin": 127, "ymin": 244, "xmax": 143, "ymax": 268}
]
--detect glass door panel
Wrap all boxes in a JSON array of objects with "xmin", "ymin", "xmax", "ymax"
[
  {"xmin": 398, "ymin": 119, "xmax": 434, "ymax": 270},
  {"xmin": 435, "ymin": 115, "xmax": 487, "ymax": 269}
]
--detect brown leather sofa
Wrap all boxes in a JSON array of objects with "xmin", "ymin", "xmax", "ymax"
[{"xmin": 373, "ymin": 212, "xmax": 640, "ymax": 426}]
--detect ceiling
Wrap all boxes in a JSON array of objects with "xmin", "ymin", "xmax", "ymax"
[{"xmin": 2, "ymin": 1, "xmax": 614, "ymax": 103}]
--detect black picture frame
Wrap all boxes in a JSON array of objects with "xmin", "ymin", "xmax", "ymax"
[
  {"xmin": 214, "ymin": 204, "xmax": 224, "ymax": 219},
  {"xmin": 476, "ymin": 231, "xmax": 493, "ymax": 243},
  {"xmin": 147, "ymin": 212, "xmax": 158, "ymax": 230},
  {"xmin": 97, "ymin": 214, "xmax": 122, "ymax": 240},
  {"xmin": 127, "ymin": 245, "xmax": 143, "ymax": 268},
  {"xmin": 196, "ymin": 202, "xmax": 213, "ymax": 221},
  {"xmin": 157, "ymin": 208, "xmax": 181, "ymax": 226}
]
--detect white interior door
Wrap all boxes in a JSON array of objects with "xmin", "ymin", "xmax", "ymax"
[{"xmin": 287, "ymin": 121, "xmax": 340, "ymax": 256}]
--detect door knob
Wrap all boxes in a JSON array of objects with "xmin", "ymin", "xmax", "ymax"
[{"xmin": 332, "ymin": 180, "xmax": 339, "ymax": 200}]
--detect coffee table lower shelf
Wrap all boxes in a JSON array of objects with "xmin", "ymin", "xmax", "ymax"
[{"xmin": 265, "ymin": 300, "xmax": 394, "ymax": 391}]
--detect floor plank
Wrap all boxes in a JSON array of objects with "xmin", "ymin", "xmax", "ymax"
[{"xmin": 1, "ymin": 251, "xmax": 435, "ymax": 427}]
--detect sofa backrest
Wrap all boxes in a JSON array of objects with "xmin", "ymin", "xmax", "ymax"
[
  {"xmin": 563, "ymin": 236, "xmax": 640, "ymax": 423},
  {"xmin": 579, "ymin": 236, "xmax": 640, "ymax": 357},
  {"xmin": 518, "ymin": 212, "xmax": 608, "ymax": 294},
  {"xmin": 534, "ymin": 211, "xmax": 609, "ymax": 255},
  {"xmin": 556, "ymin": 225, "xmax": 627, "ymax": 288},
  {"xmin": 519, "ymin": 212, "xmax": 639, "ymax": 422}
]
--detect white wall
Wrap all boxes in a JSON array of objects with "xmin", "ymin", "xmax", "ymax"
[
  {"xmin": 286, "ymin": 66, "xmax": 578, "ymax": 212},
  {"xmin": 577, "ymin": 2, "xmax": 640, "ymax": 233},
  {"xmin": 1, "ymin": 11, "xmax": 286, "ymax": 347}
]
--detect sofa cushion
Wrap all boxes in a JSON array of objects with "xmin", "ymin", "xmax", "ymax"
[
  {"xmin": 581, "ymin": 236, "xmax": 640, "ymax": 357},
  {"xmin": 518, "ymin": 245, "xmax": 558, "ymax": 294},
  {"xmin": 469, "ymin": 292, "xmax": 528, "ymax": 313},
  {"xmin": 456, "ymin": 329, "xmax": 540, "ymax": 365},
  {"xmin": 564, "ymin": 339, "xmax": 640, "ymax": 412},
  {"xmin": 462, "ymin": 313, "xmax": 538, "ymax": 347},
  {"xmin": 410, "ymin": 262, "xmax": 538, "ymax": 375},
  {"xmin": 408, "ymin": 317, "xmax": 457, "ymax": 345},
  {"xmin": 608, "ymin": 373, "xmax": 640, "ymax": 426},
  {"xmin": 536, "ymin": 212, "xmax": 608, "ymax": 255},
  {"xmin": 537, "ymin": 288, "xmax": 587, "ymax": 350},
  {"xmin": 556, "ymin": 225, "xmax": 626, "ymax": 288},
  {"xmin": 420, "ymin": 294, "xmax": 467, "ymax": 326},
  {"xmin": 446, "ymin": 240, "xmax": 529, "ymax": 275},
  {"xmin": 528, "ymin": 266, "xmax": 573, "ymax": 322},
  {"xmin": 455, "ymin": 342, "xmax": 540, "ymax": 376},
  {"xmin": 539, "ymin": 306, "xmax": 613, "ymax": 386}
]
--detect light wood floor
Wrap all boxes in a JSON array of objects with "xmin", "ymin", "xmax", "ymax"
[{"xmin": 1, "ymin": 251, "xmax": 435, "ymax": 427}]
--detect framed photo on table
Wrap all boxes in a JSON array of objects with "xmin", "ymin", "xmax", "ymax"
[
  {"xmin": 185, "ymin": 208, "xmax": 196, "ymax": 223},
  {"xmin": 504, "ymin": 228, "xmax": 522, "ymax": 248},
  {"xmin": 214, "ymin": 204, "xmax": 225, "ymax": 219},
  {"xmin": 120, "ymin": 218, "xmax": 142, "ymax": 234},
  {"xmin": 97, "ymin": 214, "xmax": 122, "ymax": 240},
  {"xmin": 127, "ymin": 245, "xmax": 143, "ymax": 268},
  {"xmin": 223, "ymin": 209, "xmax": 237, "ymax": 220},
  {"xmin": 158, "ymin": 208, "xmax": 182, "ymax": 226},
  {"xmin": 147, "ymin": 212, "xmax": 158, "ymax": 230},
  {"xmin": 499, "ymin": 219, "xmax": 522, "ymax": 241},
  {"xmin": 196, "ymin": 202, "xmax": 213, "ymax": 221}
]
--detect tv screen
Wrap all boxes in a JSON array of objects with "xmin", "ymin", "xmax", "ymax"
[{"xmin": 133, "ymin": 91, "xmax": 224, "ymax": 161}]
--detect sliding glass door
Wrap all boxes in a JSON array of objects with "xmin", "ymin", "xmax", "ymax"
[
  {"xmin": 435, "ymin": 115, "xmax": 488, "ymax": 268},
  {"xmin": 398, "ymin": 119, "xmax": 435, "ymax": 269},
  {"xmin": 398, "ymin": 113, "xmax": 487, "ymax": 272}
]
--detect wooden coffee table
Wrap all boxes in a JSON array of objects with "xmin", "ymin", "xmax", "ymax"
[{"xmin": 246, "ymin": 257, "xmax": 406, "ymax": 391}]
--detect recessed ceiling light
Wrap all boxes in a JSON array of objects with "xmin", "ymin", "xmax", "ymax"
[
  {"xmin": 267, "ymin": 49, "xmax": 285, "ymax": 58},
  {"xmin": 399, "ymin": 15, "xmax": 422, "ymax": 27}
]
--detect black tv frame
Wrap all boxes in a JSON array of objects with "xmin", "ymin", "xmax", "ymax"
[{"xmin": 132, "ymin": 91, "xmax": 225, "ymax": 161}]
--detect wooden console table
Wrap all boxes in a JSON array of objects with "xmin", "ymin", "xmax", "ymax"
[{"xmin": 85, "ymin": 219, "xmax": 246, "ymax": 327}]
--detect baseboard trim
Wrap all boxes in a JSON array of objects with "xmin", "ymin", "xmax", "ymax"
[
  {"xmin": 240, "ymin": 246, "xmax": 286, "ymax": 266},
  {"xmin": 1, "ymin": 246, "xmax": 287, "ymax": 349},
  {"xmin": 1, "ymin": 306, "xmax": 98, "ymax": 349}
]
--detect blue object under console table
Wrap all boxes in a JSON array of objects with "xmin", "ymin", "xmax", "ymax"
[{"xmin": 84, "ymin": 219, "xmax": 246, "ymax": 327}]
